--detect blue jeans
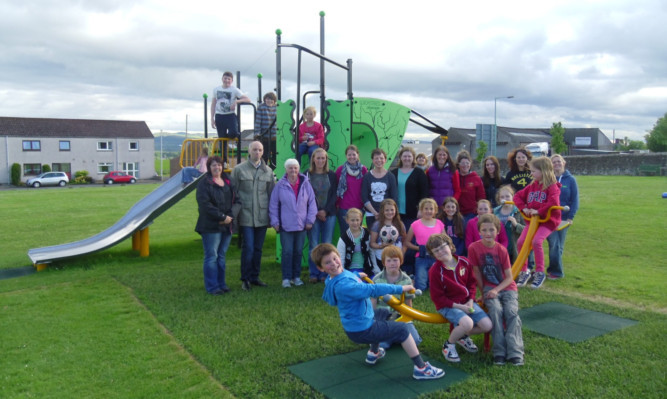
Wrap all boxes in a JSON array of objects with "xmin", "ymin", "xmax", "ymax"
[
  {"xmin": 181, "ymin": 167, "xmax": 202, "ymax": 184},
  {"xmin": 414, "ymin": 254, "xmax": 435, "ymax": 291},
  {"xmin": 374, "ymin": 308, "xmax": 422, "ymax": 349},
  {"xmin": 298, "ymin": 143, "xmax": 320, "ymax": 161},
  {"xmin": 546, "ymin": 226, "xmax": 569, "ymax": 277},
  {"xmin": 308, "ymin": 215, "xmax": 336, "ymax": 279},
  {"xmin": 279, "ymin": 230, "xmax": 307, "ymax": 280},
  {"xmin": 201, "ymin": 231, "xmax": 232, "ymax": 293},
  {"xmin": 240, "ymin": 226, "xmax": 267, "ymax": 282},
  {"xmin": 337, "ymin": 208, "xmax": 350, "ymax": 235}
]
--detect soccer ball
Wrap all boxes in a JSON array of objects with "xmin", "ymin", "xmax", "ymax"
[{"xmin": 379, "ymin": 225, "xmax": 399, "ymax": 245}]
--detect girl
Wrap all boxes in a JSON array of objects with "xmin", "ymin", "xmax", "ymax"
[
  {"xmin": 336, "ymin": 145, "xmax": 368, "ymax": 234},
  {"xmin": 438, "ymin": 196, "xmax": 467, "ymax": 257},
  {"xmin": 361, "ymin": 148, "xmax": 398, "ymax": 229},
  {"xmin": 369, "ymin": 199, "xmax": 407, "ymax": 270},
  {"xmin": 482, "ymin": 155, "xmax": 502, "ymax": 208},
  {"xmin": 465, "ymin": 200, "xmax": 508, "ymax": 250},
  {"xmin": 297, "ymin": 106, "xmax": 324, "ymax": 162},
  {"xmin": 426, "ymin": 145, "xmax": 459, "ymax": 208},
  {"xmin": 336, "ymin": 208, "xmax": 375, "ymax": 276},
  {"xmin": 514, "ymin": 157, "xmax": 561, "ymax": 289},
  {"xmin": 503, "ymin": 147, "xmax": 533, "ymax": 193},
  {"xmin": 454, "ymin": 150, "xmax": 485, "ymax": 223},
  {"xmin": 493, "ymin": 185, "xmax": 526, "ymax": 264},
  {"xmin": 404, "ymin": 198, "xmax": 445, "ymax": 290}
]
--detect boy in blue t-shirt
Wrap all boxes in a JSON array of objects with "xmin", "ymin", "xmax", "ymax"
[{"xmin": 311, "ymin": 243, "xmax": 445, "ymax": 380}]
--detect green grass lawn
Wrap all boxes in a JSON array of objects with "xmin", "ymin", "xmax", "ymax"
[{"xmin": 1, "ymin": 176, "xmax": 665, "ymax": 398}]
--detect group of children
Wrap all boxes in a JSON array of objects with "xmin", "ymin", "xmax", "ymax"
[{"xmin": 312, "ymin": 155, "xmax": 562, "ymax": 379}]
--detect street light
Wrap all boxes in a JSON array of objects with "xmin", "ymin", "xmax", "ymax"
[{"xmin": 493, "ymin": 96, "xmax": 514, "ymax": 156}]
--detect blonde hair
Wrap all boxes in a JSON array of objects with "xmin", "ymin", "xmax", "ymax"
[
  {"xmin": 304, "ymin": 106, "xmax": 317, "ymax": 117},
  {"xmin": 418, "ymin": 198, "xmax": 438, "ymax": 213},
  {"xmin": 345, "ymin": 208, "xmax": 363, "ymax": 221},
  {"xmin": 496, "ymin": 184, "xmax": 515, "ymax": 205},
  {"xmin": 530, "ymin": 156, "xmax": 557, "ymax": 190},
  {"xmin": 477, "ymin": 199, "xmax": 492, "ymax": 210},
  {"xmin": 309, "ymin": 148, "xmax": 329, "ymax": 173}
]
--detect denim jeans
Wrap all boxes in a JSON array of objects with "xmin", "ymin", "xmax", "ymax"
[
  {"xmin": 308, "ymin": 215, "xmax": 336, "ymax": 279},
  {"xmin": 414, "ymin": 254, "xmax": 435, "ymax": 291},
  {"xmin": 240, "ymin": 226, "xmax": 267, "ymax": 282},
  {"xmin": 337, "ymin": 208, "xmax": 350, "ymax": 236},
  {"xmin": 181, "ymin": 167, "xmax": 202, "ymax": 184},
  {"xmin": 279, "ymin": 230, "xmax": 307, "ymax": 280},
  {"xmin": 546, "ymin": 226, "xmax": 569, "ymax": 277},
  {"xmin": 298, "ymin": 143, "xmax": 320, "ymax": 161},
  {"xmin": 201, "ymin": 231, "xmax": 232, "ymax": 293}
]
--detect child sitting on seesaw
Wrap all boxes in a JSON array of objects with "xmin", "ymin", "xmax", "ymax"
[
  {"xmin": 468, "ymin": 213, "xmax": 524, "ymax": 366},
  {"xmin": 371, "ymin": 245, "xmax": 422, "ymax": 350},
  {"xmin": 426, "ymin": 233, "xmax": 492, "ymax": 363},
  {"xmin": 312, "ymin": 243, "xmax": 445, "ymax": 380}
]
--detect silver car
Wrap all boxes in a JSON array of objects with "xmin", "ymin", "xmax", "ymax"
[{"xmin": 26, "ymin": 172, "xmax": 70, "ymax": 187}]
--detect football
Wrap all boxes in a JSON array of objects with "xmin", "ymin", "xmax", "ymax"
[{"xmin": 379, "ymin": 225, "xmax": 399, "ymax": 245}]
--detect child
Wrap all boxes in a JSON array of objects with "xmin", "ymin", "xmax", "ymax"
[
  {"xmin": 404, "ymin": 198, "xmax": 445, "ymax": 290},
  {"xmin": 468, "ymin": 214, "xmax": 524, "ymax": 366},
  {"xmin": 514, "ymin": 156, "xmax": 561, "ymax": 289},
  {"xmin": 427, "ymin": 233, "xmax": 492, "ymax": 363},
  {"xmin": 371, "ymin": 246, "xmax": 422, "ymax": 350},
  {"xmin": 311, "ymin": 243, "xmax": 445, "ymax": 380},
  {"xmin": 465, "ymin": 200, "xmax": 508, "ymax": 250},
  {"xmin": 181, "ymin": 146, "xmax": 209, "ymax": 186},
  {"xmin": 254, "ymin": 92, "xmax": 277, "ymax": 164},
  {"xmin": 416, "ymin": 153, "xmax": 429, "ymax": 170},
  {"xmin": 493, "ymin": 185, "xmax": 526, "ymax": 263},
  {"xmin": 369, "ymin": 199, "xmax": 406, "ymax": 270},
  {"xmin": 211, "ymin": 71, "xmax": 251, "ymax": 163},
  {"xmin": 297, "ymin": 106, "xmax": 324, "ymax": 162},
  {"xmin": 336, "ymin": 208, "xmax": 376, "ymax": 276},
  {"xmin": 438, "ymin": 196, "xmax": 467, "ymax": 256}
]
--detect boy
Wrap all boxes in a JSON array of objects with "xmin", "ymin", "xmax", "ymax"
[
  {"xmin": 468, "ymin": 214, "xmax": 524, "ymax": 366},
  {"xmin": 211, "ymin": 71, "xmax": 251, "ymax": 163},
  {"xmin": 336, "ymin": 208, "xmax": 376, "ymax": 276},
  {"xmin": 427, "ymin": 233, "xmax": 492, "ymax": 363},
  {"xmin": 254, "ymin": 92, "xmax": 277, "ymax": 165},
  {"xmin": 371, "ymin": 246, "xmax": 422, "ymax": 350},
  {"xmin": 311, "ymin": 243, "xmax": 445, "ymax": 380}
]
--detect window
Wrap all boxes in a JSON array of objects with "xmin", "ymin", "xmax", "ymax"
[
  {"xmin": 98, "ymin": 163, "xmax": 113, "ymax": 174},
  {"xmin": 52, "ymin": 163, "xmax": 71, "ymax": 177},
  {"xmin": 22, "ymin": 140, "xmax": 41, "ymax": 151},
  {"xmin": 59, "ymin": 141, "xmax": 71, "ymax": 151},
  {"xmin": 129, "ymin": 141, "xmax": 139, "ymax": 151},
  {"xmin": 98, "ymin": 141, "xmax": 113, "ymax": 151},
  {"xmin": 123, "ymin": 162, "xmax": 139, "ymax": 177},
  {"xmin": 24, "ymin": 163, "xmax": 41, "ymax": 175}
]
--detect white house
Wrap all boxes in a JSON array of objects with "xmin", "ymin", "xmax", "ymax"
[{"xmin": 0, "ymin": 117, "xmax": 156, "ymax": 185}]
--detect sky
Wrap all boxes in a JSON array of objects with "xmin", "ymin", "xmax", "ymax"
[{"xmin": 1, "ymin": 0, "xmax": 666, "ymax": 143}]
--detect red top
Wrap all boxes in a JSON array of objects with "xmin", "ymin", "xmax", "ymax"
[
  {"xmin": 453, "ymin": 171, "xmax": 485, "ymax": 215},
  {"xmin": 429, "ymin": 256, "xmax": 478, "ymax": 310},
  {"xmin": 298, "ymin": 121, "xmax": 324, "ymax": 146},
  {"xmin": 513, "ymin": 180, "xmax": 562, "ymax": 230}
]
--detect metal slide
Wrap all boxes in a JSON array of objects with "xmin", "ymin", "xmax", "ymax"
[{"xmin": 28, "ymin": 170, "xmax": 200, "ymax": 265}]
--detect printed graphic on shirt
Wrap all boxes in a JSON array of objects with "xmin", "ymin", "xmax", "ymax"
[
  {"xmin": 481, "ymin": 254, "xmax": 502, "ymax": 285},
  {"xmin": 370, "ymin": 181, "xmax": 388, "ymax": 203},
  {"xmin": 527, "ymin": 191, "xmax": 547, "ymax": 203},
  {"xmin": 215, "ymin": 90, "xmax": 233, "ymax": 114}
]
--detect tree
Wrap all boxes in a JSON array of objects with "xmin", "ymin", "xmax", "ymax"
[
  {"xmin": 550, "ymin": 122, "xmax": 567, "ymax": 154},
  {"xmin": 617, "ymin": 138, "xmax": 647, "ymax": 151},
  {"xmin": 11, "ymin": 163, "xmax": 21, "ymax": 186},
  {"xmin": 645, "ymin": 112, "xmax": 667, "ymax": 152},
  {"xmin": 475, "ymin": 141, "xmax": 488, "ymax": 163}
]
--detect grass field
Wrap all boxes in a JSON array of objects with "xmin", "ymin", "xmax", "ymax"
[{"xmin": 1, "ymin": 176, "xmax": 665, "ymax": 398}]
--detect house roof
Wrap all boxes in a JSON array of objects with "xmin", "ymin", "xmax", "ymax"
[{"xmin": 0, "ymin": 117, "xmax": 154, "ymax": 139}]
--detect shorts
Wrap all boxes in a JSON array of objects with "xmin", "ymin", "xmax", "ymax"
[{"xmin": 438, "ymin": 302, "xmax": 489, "ymax": 326}]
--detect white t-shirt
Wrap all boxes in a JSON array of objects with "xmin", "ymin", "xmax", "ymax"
[{"xmin": 212, "ymin": 85, "xmax": 244, "ymax": 115}]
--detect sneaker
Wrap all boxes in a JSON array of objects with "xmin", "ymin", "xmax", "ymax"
[
  {"xmin": 457, "ymin": 336, "xmax": 478, "ymax": 353},
  {"xmin": 547, "ymin": 273, "xmax": 563, "ymax": 280},
  {"xmin": 282, "ymin": 279, "xmax": 291, "ymax": 288},
  {"xmin": 493, "ymin": 356, "xmax": 506, "ymax": 366},
  {"xmin": 516, "ymin": 271, "xmax": 532, "ymax": 287},
  {"xmin": 241, "ymin": 280, "xmax": 251, "ymax": 291},
  {"xmin": 442, "ymin": 342, "xmax": 460, "ymax": 363},
  {"xmin": 293, "ymin": 277, "xmax": 304, "ymax": 286},
  {"xmin": 413, "ymin": 362, "xmax": 445, "ymax": 380},
  {"xmin": 365, "ymin": 347, "xmax": 386, "ymax": 365},
  {"xmin": 530, "ymin": 272, "xmax": 546, "ymax": 289},
  {"xmin": 508, "ymin": 357, "xmax": 524, "ymax": 366}
]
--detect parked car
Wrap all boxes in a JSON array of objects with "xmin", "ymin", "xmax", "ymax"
[
  {"xmin": 103, "ymin": 171, "xmax": 137, "ymax": 185},
  {"xmin": 26, "ymin": 172, "xmax": 69, "ymax": 188}
]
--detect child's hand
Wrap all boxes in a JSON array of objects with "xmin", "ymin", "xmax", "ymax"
[
  {"xmin": 402, "ymin": 284, "xmax": 415, "ymax": 293},
  {"xmin": 508, "ymin": 216, "xmax": 517, "ymax": 225},
  {"xmin": 358, "ymin": 272, "xmax": 368, "ymax": 280},
  {"xmin": 484, "ymin": 289, "xmax": 498, "ymax": 299}
]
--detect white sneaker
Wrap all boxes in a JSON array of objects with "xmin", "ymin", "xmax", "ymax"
[
  {"xmin": 293, "ymin": 278, "xmax": 304, "ymax": 286},
  {"xmin": 282, "ymin": 279, "xmax": 291, "ymax": 288},
  {"xmin": 442, "ymin": 342, "xmax": 460, "ymax": 362}
]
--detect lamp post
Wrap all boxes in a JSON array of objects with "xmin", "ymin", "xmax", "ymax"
[{"xmin": 493, "ymin": 96, "xmax": 514, "ymax": 156}]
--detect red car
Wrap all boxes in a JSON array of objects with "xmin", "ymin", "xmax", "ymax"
[{"xmin": 103, "ymin": 171, "xmax": 137, "ymax": 185}]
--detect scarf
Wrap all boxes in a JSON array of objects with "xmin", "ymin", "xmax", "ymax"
[{"xmin": 336, "ymin": 161, "xmax": 362, "ymax": 198}]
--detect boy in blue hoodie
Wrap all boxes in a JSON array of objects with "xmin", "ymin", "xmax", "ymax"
[{"xmin": 311, "ymin": 243, "xmax": 445, "ymax": 380}]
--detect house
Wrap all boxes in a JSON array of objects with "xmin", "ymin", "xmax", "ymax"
[{"xmin": 0, "ymin": 117, "xmax": 156, "ymax": 185}]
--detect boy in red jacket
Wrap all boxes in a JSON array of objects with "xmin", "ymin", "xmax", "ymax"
[{"xmin": 427, "ymin": 233, "xmax": 492, "ymax": 363}]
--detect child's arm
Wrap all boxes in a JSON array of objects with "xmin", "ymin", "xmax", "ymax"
[
  {"xmin": 465, "ymin": 219, "xmax": 477, "ymax": 249},
  {"xmin": 485, "ymin": 251, "xmax": 514, "ymax": 299},
  {"xmin": 498, "ymin": 224, "xmax": 509, "ymax": 247},
  {"xmin": 403, "ymin": 227, "xmax": 418, "ymax": 252},
  {"xmin": 472, "ymin": 264, "xmax": 484, "ymax": 301},
  {"xmin": 535, "ymin": 184, "xmax": 561, "ymax": 218},
  {"xmin": 369, "ymin": 229, "xmax": 386, "ymax": 250},
  {"xmin": 336, "ymin": 238, "xmax": 346, "ymax": 261},
  {"xmin": 311, "ymin": 123, "xmax": 324, "ymax": 146}
]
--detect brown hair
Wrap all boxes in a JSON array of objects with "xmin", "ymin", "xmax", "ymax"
[
  {"xmin": 507, "ymin": 147, "xmax": 533, "ymax": 172},
  {"xmin": 433, "ymin": 145, "xmax": 455, "ymax": 172},
  {"xmin": 311, "ymin": 243, "xmax": 339, "ymax": 268},
  {"xmin": 437, "ymin": 196, "xmax": 465, "ymax": 239},
  {"xmin": 263, "ymin": 92, "xmax": 277, "ymax": 102},
  {"xmin": 309, "ymin": 148, "xmax": 330, "ymax": 173},
  {"xmin": 397, "ymin": 146, "xmax": 417, "ymax": 168},
  {"xmin": 482, "ymin": 155, "xmax": 502, "ymax": 188},
  {"xmin": 381, "ymin": 245, "xmax": 404, "ymax": 264},
  {"xmin": 377, "ymin": 199, "xmax": 406, "ymax": 236},
  {"xmin": 477, "ymin": 213, "xmax": 500, "ymax": 233},
  {"xmin": 222, "ymin": 71, "xmax": 234, "ymax": 79},
  {"xmin": 426, "ymin": 233, "xmax": 455, "ymax": 258}
]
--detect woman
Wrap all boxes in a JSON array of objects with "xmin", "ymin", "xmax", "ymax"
[
  {"xmin": 361, "ymin": 148, "xmax": 397, "ymax": 229},
  {"xmin": 482, "ymin": 155, "xmax": 502, "ymax": 208},
  {"xmin": 306, "ymin": 148, "xmax": 338, "ymax": 283},
  {"xmin": 426, "ymin": 145, "xmax": 459, "ymax": 208},
  {"xmin": 546, "ymin": 154, "xmax": 579, "ymax": 280},
  {"xmin": 503, "ymin": 147, "xmax": 533, "ymax": 192},
  {"xmin": 453, "ymin": 150, "xmax": 485, "ymax": 222},
  {"xmin": 270, "ymin": 158, "xmax": 318, "ymax": 288},
  {"xmin": 335, "ymin": 144, "xmax": 368, "ymax": 233},
  {"xmin": 195, "ymin": 156, "xmax": 236, "ymax": 295}
]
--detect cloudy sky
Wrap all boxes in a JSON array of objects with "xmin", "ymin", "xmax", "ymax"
[{"xmin": 2, "ymin": 0, "xmax": 665, "ymax": 142}]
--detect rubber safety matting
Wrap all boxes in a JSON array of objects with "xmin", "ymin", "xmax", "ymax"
[
  {"xmin": 288, "ymin": 347, "xmax": 468, "ymax": 399},
  {"xmin": 519, "ymin": 302, "xmax": 638, "ymax": 343}
]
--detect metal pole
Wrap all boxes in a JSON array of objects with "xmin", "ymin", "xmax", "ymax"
[
  {"xmin": 276, "ymin": 29, "xmax": 282, "ymax": 101},
  {"xmin": 203, "ymin": 93, "xmax": 208, "ymax": 138},
  {"xmin": 320, "ymin": 11, "xmax": 326, "ymax": 121},
  {"xmin": 257, "ymin": 73, "xmax": 263, "ymax": 104},
  {"xmin": 295, "ymin": 49, "xmax": 302, "ymax": 157},
  {"xmin": 493, "ymin": 95, "xmax": 514, "ymax": 156},
  {"xmin": 160, "ymin": 130, "xmax": 163, "ymax": 181}
]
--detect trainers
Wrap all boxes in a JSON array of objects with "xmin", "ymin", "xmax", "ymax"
[
  {"xmin": 442, "ymin": 342, "xmax": 460, "ymax": 362},
  {"xmin": 413, "ymin": 362, "xmax": 445, "ymax": 380},
  {"xmin": 365, "ymin": 347, "xmax": 386, "ymax": 365},
  {"xmin": 547, "ymin": 273, "xmax": 563, "ymax": 280},
  {"xmin": 457, "ymin": 336, "xmax": 478, "ymax": 353},
  {"xmin": 530, "ymin": 272, "xmax": 546, "ymax": 289},
  {"xmin": 516, "ymin": 271, "xmax": 532, "ymax": 287},
  {"xmin": 508, "ymin": 357, "xmax": 524, "ymax": 366},
  {"xmin": 282, "ymin": 279, "xmax": 291, "ymax": 288},
  {"xmin": 293, "ymin": 277, "xmax": 304, "ymax": 286},
  {"xmin": 493, "ymin": 356, "xmax": 506, "ymax": 366},
  {"xmin": 241, "ymin": 280, "xmax": 251, "ymax": 291}
]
